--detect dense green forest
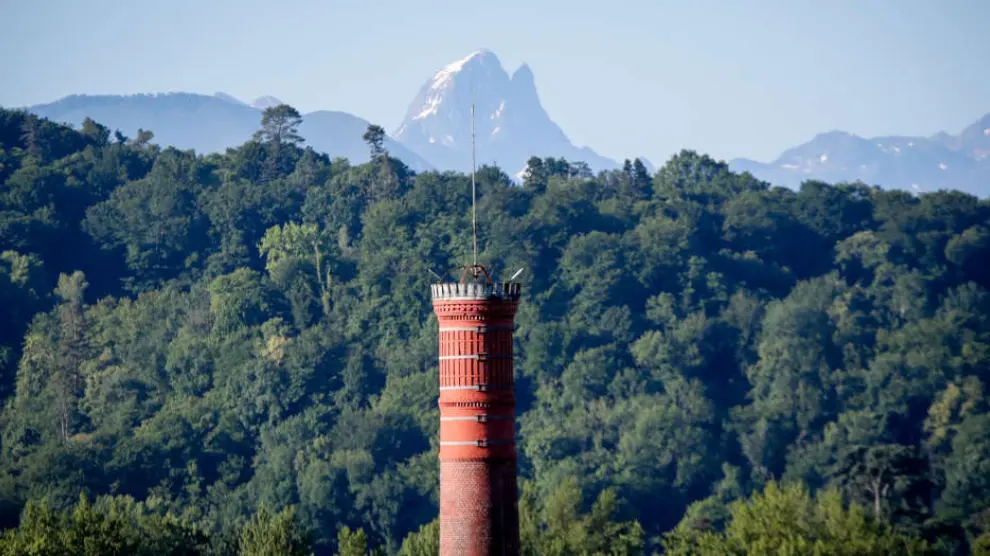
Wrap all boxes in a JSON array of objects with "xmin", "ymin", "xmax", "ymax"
[{"xmin": 0, "ymin": 104, "xmax": 989, "ymax": 555}]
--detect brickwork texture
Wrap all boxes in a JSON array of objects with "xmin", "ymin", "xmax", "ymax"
[
  {"xmin": 439, "ymin": 460, "xmax": 519, "ymax": 556},
  {"xmin": 432, "ymin": 283, "xmax": 521, "ymax": 556}
]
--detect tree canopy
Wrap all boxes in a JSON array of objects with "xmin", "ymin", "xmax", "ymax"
[{"xmin": 0, "ymin": 107, "xmax": 988, "ymax": 554}]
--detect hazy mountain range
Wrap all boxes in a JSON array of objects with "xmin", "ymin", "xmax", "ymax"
[
  {"xmin": 17, "ymin": 49, "xmax": 990, "ymax": 196},
  {"xmin": 731, "ymin": 117, "xmax": 990, "ymax": 196},
  {"xmin": 26, "ymin": 92, "xmax": 436, "ymax": 172}
]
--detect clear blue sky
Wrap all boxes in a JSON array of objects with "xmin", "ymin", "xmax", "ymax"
[{"xmin": 2, "ymin": 0, "xmax": 989, "ymax": 163}]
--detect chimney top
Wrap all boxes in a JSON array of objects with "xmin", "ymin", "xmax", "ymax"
[{"xmin": 430, "ymin": 282, "xmax": 522, "ymax": 301}]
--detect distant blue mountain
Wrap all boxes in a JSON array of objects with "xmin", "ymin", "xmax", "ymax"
[
  {"xmin": 730, "ymin": 115, "xmax": 990, "ymax": 197},
  {"xmin": 20, "ymin": 74, "xmax": 989, "ymax": 198},
  {"xmin": 25, "ymin": 92, "xmax": 435, "ymax": 172}
]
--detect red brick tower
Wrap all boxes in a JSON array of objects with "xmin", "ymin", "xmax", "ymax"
[{"xmin": 431, "ymin": 268, "xmax": 522, "ymax": 556}]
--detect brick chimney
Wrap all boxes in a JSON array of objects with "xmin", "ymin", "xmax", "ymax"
[{"xmin": 431, "ymin": 278, "xmax": 522, "ymax": 556}]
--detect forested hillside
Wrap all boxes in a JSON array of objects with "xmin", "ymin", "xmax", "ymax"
[{"xmin": 1, "ymin": 104, "xmax": 989, "ymax": 555}]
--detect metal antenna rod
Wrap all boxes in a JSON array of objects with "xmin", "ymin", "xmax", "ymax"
[{"xmin": 471, "ymin": 103, "xmax": 478, "ymax": 267}]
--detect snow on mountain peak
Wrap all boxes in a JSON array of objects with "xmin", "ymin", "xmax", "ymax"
[
  {"xmin": 413, "ymin": 95, "xmax": 443, "ymax": 121},
  {"xmin": 430, "ymin": 49, "xmax": 496, "ymax": 91},
  {"xmin": 408, "ymin": 50, "xmax": 503, "ymax": 122},
  {"xmin": 491, "ymin": 100, "xmax": 506, "ymax": 120},
  {"xmin": 393, "ymin": 49, "xmax": 619, "ymax": 174}
]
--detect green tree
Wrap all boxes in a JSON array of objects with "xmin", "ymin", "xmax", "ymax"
[
  {"xmin": 523, "ymin": 156, "xmax": 548, "ymax": 191},
  {"xmin": 258, "ymin": 222, "xmax": 326, "ymax": 281},
  {"xmin": 254, "ymin": 105, "xmax": 304, "ymax": 145},
  {"xmin": 0, "ymin": 250, "xmax": 46, "ymax": 396},
  {"xmin": 337, "ymin": 525, "xmax": 373, "ymax": 556},
  {"xmin": 398, "ymin": 519, "xmax": 438, "ymax": 556},
  {"xmin": 128, "ymin": 128, "xmax": 155, "ymax": 150},
  {"xmin": 239, "ymin": 505, "xmax": 312, "ymax": 556},
  {"xmin": 207, "ymin": 268, "xmax": 271, "ymax": 335},
  {"xmin": 80, "ymin": 117, "xmax": 111, "ymax": 147},
  {"xmin": 0, "ymin": 494, "xmax": 211, "ymax": 556},
  {"xmin": 663, "ymin": 481, "xmax": 933, "ymax": 556},
  {"xmin": 829, "ymin": 443, "xmax": 930, "ymax": 523},
  {"xmin": 362, "ymin": 125, "xmax": 386, "ymax": 159},
  {"xmin": 520, "ymin": 478, "xmax": 645, "ymax": 556},
  {"xmin": 259, "ymin": 221, "xmax": 332, "ymax": 321},
  {"xmin": 53, "ymin": 271, "xmax": 88, "ymax": 443}
]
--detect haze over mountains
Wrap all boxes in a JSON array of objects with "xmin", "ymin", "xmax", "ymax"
[
  {"xmin": 26, "ymin": 92, "xmax": 436, "ymax": 172},
  {"xmin": 731, "ymin": 116, "xmax": 990, "ymax": 196},
  {"xmin": 19, "ymin": 49, "xmax": 990, "ymax": 196}
]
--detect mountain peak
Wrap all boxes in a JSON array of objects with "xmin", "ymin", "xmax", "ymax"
[
  {"xmin": 812, "ymin": 130, "xmax": 859, "ymax": 141},
  {"xmin": 399, "ymin": 50, "xmax": 510, "ymax": 126},
  {"xmin": 250, "ymin": 96, "xmax": 283, "ymax": 110},
  {"xmin": 510, "ymin": 63, "xmax": 535, "ymax": 88},
  {"xmin": 731, "ymin": 112, "xmax": 990, "ymax": 196},
  {"xmin": 511, "ymin": 62, "xmax": 533, "ymax": 78},
  {"xmin": 958, "ymin": 112, "xmax": 990, "ymax": 144},
  {"xmin": 393, "ymin": 50, "xmax": 618, "ymax": 174},
  {"xmin": 428, "ymin": 49, "xmax": 502, "ymax": 91},
  {"xmin": 508, "ymin": 63, "xmax": 539, "ymax": 111},
  {"xmin": 214, "ymin": 92, "xmax": 246, "ymax": 106}
]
